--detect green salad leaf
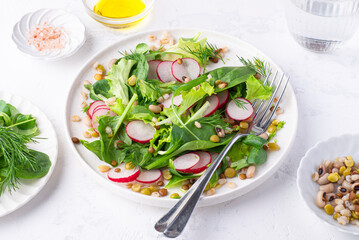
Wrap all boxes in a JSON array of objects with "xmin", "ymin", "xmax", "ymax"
[
  {"xmin": 106, "ymin": 59, "xmax": 136, "ymax": 105},
  {"xmin": 245, "ymin": 75, "xmax": 272, "ymax": 101}
]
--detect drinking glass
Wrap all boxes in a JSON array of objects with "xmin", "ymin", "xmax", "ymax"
[{"xmin": 284, "ymin": 0, "xmax": 359, "ymax": 52}]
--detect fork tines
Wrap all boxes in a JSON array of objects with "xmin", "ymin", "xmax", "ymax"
[{"xmin": 252, "ymin": 70, "xmax": 289, "ymax": 130}]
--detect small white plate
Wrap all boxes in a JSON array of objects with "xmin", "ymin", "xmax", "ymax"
[
  {"xmin": 0, "ymin": 92, "xmax": 58, "ymax": 217},
  {"xmin": 12, "ymin": 8, "xmax": 86, "ymax": 61},
  {"xmin": 297, "ymin": 133, "xmax": 359, "ymax": 235},
  {"xmin": 65, "ymin": 29, "xmax": 298, "ymax": 207}
]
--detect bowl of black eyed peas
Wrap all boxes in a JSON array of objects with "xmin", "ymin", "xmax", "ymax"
[{"xmin": 297, "ymin": 133, "xmax": 359, "ymax": 235}]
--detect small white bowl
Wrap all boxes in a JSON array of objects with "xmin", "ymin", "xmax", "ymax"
[
  {"xmin": 297, "ymin": 133, "xmax": 359, "ymax": 235},
  {"xmin": 12, "ymin": 8, "xmax": 86, "ymax": 61}
]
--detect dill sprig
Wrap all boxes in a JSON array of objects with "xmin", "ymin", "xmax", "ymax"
[
  {"xmin": 238, "ymin": 57, "xmax": 270, "ymax": 79},
  {"xmin": 181, "ymin": 42, "xmax": 224, "ymax": 72},
  {"xmin": 229, "ymin": 93, "xmax": 248, "ymax": 110},
  {"xmin": 0, "ymin": 127, "xmax": 37, "ymax": 195}
]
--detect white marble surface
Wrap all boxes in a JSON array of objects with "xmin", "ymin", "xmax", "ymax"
[{"xmin": 1, "ymin": 0, "xmax": 359, "ymax": 239}]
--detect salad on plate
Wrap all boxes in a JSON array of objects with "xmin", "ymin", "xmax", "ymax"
[{"xmin": 71, "ymin": 32, "xmax": 285, "ymax": 198}]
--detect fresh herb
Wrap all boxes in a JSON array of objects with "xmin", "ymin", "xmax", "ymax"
[
  {"xmin": 230, "ymin": 93, "xmax": 248, "ymax": 110},
  {"xmin": 238, "ymin": 57, "xmax": 270, "ymax": 79},
  {"xmin": 0, "ymin": 101, "xmax": 51, "ymax": 196},
  {"xmin": 182, "ymin": 42, "xmax": 223, "ymax": 71}
]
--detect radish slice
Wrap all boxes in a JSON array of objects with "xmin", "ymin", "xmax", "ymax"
[
  {"xmin": 162, "ymin": 93, "xmax": 183, "ymax": 108},
  {"xmin": 91, "ymin": 106, "xmax": 110, "ymax": 117},
  {"xmin": 217, "ymin": 90, "xmax": 229, "ymax": 109},
  {"xmin": 156, "ymin": 61, "xmax": 177, "ymax": 83},
  {"xmin": 92, "ymin": 108, "xmax": 117, "ymax": 133},
  {"xmin": 87, "ymin": 100, "xmax": 105, "ymax": 117},
  {"xmin": 226, "ymin": 98, "xmax": 254, "ymax": 121},
  {"xmin": 171, "ymin": 58, "xmax": 201, "ymax": 82},
  {"xmin": 173, "ymin": 153, "xmax": 200, "ymax": 172},
  {"xmin": 136, "ymin": 169, "xmax": 162, "ymax": 184},
  {"xmin": 107, "ymin": 163, "xmax": 140, "ymax": 183},
  {"xmin": 126, "ymin": 120, "xmax": 155, "ymax": 144},
  {"xmin": 182, "ymin": 151, "xmax": 212, "ymax": 174},
  {"xmin": 203, "ymin": 95, "xmax": 219, "ymax": 117},
  {"xmin": 148, "ymin": 60, "xmax": 161, "ymax": 80}
]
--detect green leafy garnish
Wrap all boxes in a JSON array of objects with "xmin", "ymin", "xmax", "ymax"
[{"xmin": 238, "ymin": 57, "xmax": 270, "ymax": 79}]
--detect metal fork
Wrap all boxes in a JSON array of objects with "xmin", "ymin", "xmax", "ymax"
[{"xmin": 154, "ymin": 71, "xmax": 289, "ymax": 238}]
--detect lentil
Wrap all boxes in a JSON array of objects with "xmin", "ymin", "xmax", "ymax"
[{"xmin": 72, "ymin": 137, "xmax": 80, "ymax": 144}]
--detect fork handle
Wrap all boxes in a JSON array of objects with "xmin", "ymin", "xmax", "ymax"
[{"xmin": 154, "ymin": 133, "xmax": 248, "ymax": 238}]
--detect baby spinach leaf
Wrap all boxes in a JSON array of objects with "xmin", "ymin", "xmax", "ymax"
[
  {"xmin": 15, "ymin": 150, "xmax": 51, "ymax": 179},
  {"xmin": 209, "ymin": 66, "xmax": 255, "ymax": 92},
  {"xmin": 247, "ymin": 147, "xmax": 267, "ymax": 165},
  {"xmin": 243, "ymin": 134, "xmax": 267, "ymax": 148},
  {"xmin": 81, "ymin": 140, "xmax": 102, "ymax": 159}
]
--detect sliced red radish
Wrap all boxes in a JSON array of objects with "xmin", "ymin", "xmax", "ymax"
[
  {"xmin": 217, "ymin": 90, "xmax": 229, "ymax": 109},
  {"xmin": 226, "ymin": 98, "xmax": 254, "ymax": 121},
  {"xmin": 91, "ymin": 106, "xmax": 110, "ymax": 117},
  {"xmin": 126, "ymin": 120, "xmax": 155, "ymax": 144},
  {"xmin": 181, "ymin": 151, "xmax": 212, "ymax": 174},
  {"xmin": 173, "ymin": 153, "xmax": 200, "ymax": 172},
  {"xmin": 171, "ymin": 58, "xmax": 201, "ymax": 82},
  {"xmin": 148, "ymin": 60, "xmax": 161, "ymax": 80},
  {"xmin": 107, "ymin": 163, "xmax": 140, "ymax": 183},
  {"xmin": 156, "ymin": 61, "xmax": 177, "ymax": 83},
  {"xmin": 136, "ymin": 169, "xmax": 162, "ymax": 184},
  {"xmin": 87, "ymin": 100, "xmax": 105, "ymax": 117},
  {"xmin": 162, "ymin": 93, "xmax": 183, "ymax": 108},
  {"xmin": 92, "ymin": 108, "xmax": 117, "ymax": 132},
  {"xmin": 203, "ymin": 95, "xmax": 219, "ymax": 117}
]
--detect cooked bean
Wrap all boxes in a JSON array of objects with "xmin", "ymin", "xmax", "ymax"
[
  {"xmin": 246, "ymin": 165, "xmax": 256, "ymax": 178},
  {"xmin": 318, "ymin": 173, "xmax": 330, "ymax": 185},
  {"xmin": 72, "ymin": 137, "xmax": 80, "ymax": 144},
  {"xmin": 316, "ymin": 191, "xmax": 326, "ymax": 208},
  {"xmin": 317, "ymin": 164, "xmax": 326, "ymax": 177},
  {"xmin": 319, "ymin": 183, "xmax": 335, "ymax": 193},
  {"xmin": 149, "ymin": 104, "xmax": 162, "ymax": 114},
  {"xmin": 326, "ymin": 193, "xmax": 336, "ymax": 202}
]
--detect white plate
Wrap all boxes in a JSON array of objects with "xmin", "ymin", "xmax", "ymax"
[
  {"xmin": 0, "ymin": 92, "xmax": 58, "ymax": 217},
  {"xmin": 65, "ymin": 29, "xmax": 298, "ymax": 207},
  {"xmin": 297, "ymin": 133, "xmax": 359, "ymax": 235},
  {"xmin": 12, "ymin": 8, "xmax": 86, "ymax": 61}
]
